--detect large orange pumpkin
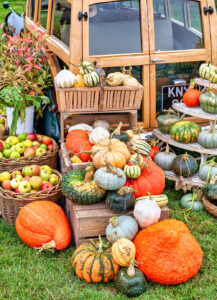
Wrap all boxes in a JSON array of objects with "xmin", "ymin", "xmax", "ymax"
[
  {"xmin": 66, "ymin": 129, "xmax": 92, "ymax": 162},
  {"xmin": 125, "ymin": 158, "xmax": 165, "ymax": 197},
  {"xmin": 133, "ymin": 219, "xmax": 203, "ymax": 285},
  {"xmin": 183, "ymin": 81, "xmax": 201, "ymax": 107},
  {"xmin": 15, "ymin": 201, "xmax": 71, "ymax": 250}
]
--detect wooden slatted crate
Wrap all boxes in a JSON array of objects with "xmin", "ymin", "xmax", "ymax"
[{"xmin": 65, "ymin": 198, "xmax": 169, "ymax": 247}]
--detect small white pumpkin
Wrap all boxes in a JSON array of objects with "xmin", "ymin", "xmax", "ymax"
[
  {"xmin": 89, "ymin": 127, "xmax": 110, "ymax": 144},
  {"xmin": 92, "ymin": 120, "xmax": 110, "ymax": 132},
  {"xmin": 133, "ymin": 199, "xmax": 161, "ymax": 228},
  {"xmin": 55, "ymin": 70, "xmax": 77, "ymax": 88},
  {"xmin": 68, "ymin": 123, "xmax": 93, "ymax": 132}
]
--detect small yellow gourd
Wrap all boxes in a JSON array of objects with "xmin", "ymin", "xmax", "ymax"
[
  {"xmin": 73, "ymin": 74, "xmax": 86, "ymax": 88},
  {"xmin": 112, "ymin": 238, "xmax": 136, "ymax": 267},
  {"xmin": 106, "ymin": 72, "xmax": 124, "ymax": 86}
]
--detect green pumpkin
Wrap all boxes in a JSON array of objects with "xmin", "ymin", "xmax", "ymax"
[
  {"xmin": 172, "ymin": 154, "xmax": 198, "ymax": 178},
  {"xmin": 94, "ymin": 164, "xmax": 126, "ymax": 190},
  {"xmin": 181, "ymin": 191, "xmax": 204, "ymax": 211},
  {"xmin": 170, "ymin": 121, "xmax": 201, "ymax": 143},
  {"xmin": 115, "ymin": 263, "xmax": 146, "ymax": 297},
  {"xmin": 84, "ymin": 71, "xmax": 99, "ymax": 87},
  {"xmin": 154, "ymin": 144, "xmax": 177, "ymax": 170},
  {"xmin": 124, "ymin": 165, "xmax": 141, "ymax": 179},
  {"xmin": 112, "ymin": 132, "xmax": 129, "ymax": 145},
  {"xmin": 61, "ymin": 170, "xmax": 106, "ymax": 204},
  {"xmin": 156, "ymin": 111, "xmax": 180, "ymax": 134},
  {"xmin": 130, "ymin": 139, "xmax": 151, "ymax": 156},
  {"xmin": 197, "ymin": 125, "xmax": 217, "ymax": 149},
  {"xmin": 199, "ymin": 91, "xmax": 217, "ymax": 114},
  {"xmin": 106, "ymin": 186, "xmax": 135, "ymax": 213},
  {"xmin": 199, "ymin": 159, "xmax": 217, "ymax": 182},
  {"xmin": 106, "ymin": 215, "xmax": 138, "ymax": 243},
  {"xmin": 202, "ymin": 176, "xmax": 217, "ymax": 200}
]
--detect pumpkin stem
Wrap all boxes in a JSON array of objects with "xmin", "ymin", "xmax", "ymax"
[
  {"xmin": 105, "ymin": 162, "xmax": 123, "ymax": 177},
  {"xmin": 109, "ymin": 217, "xmax": 119, "ymax": 227},
  {"xmin": 117, "ymin": 186, "xmax": 135, "ymax": 195},
  {"xmin": 98, "ymin": 236, "xmax": 104, "ymax": 254},
  {"xmin": 113, "ymin": 122, "xmax": 123, "ymax": 136},
  {"xmin": 189, "ymin": 79, "xmax": 195, "ymax": 89},
  {"xmin": 127, "ymin": 259, "xmax": 139, "ymax": 277},
  {"xmin": 209, "ymin": 175, "xmax": 217, "ymax": 185},
  {"xmin": 147, "ymin": 192, "xmax": 152, "ymax": 200},
  {"xmin": 165, "ymin": 143, "xmax": 170, "ymax": 155},
  {"xmin": 35, "ymin": 240, "xmax": 56, "ymax": 254}
]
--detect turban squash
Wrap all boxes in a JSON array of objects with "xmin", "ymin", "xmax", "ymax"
[
  {"xmin": 125, "ymin": 157, "xmax": 165, "ymax": 198},
  {"xmin": 15, "ymin": 201, "xmax": 71, "ymax": 250},
  {"xmin": 133, "ymin": 219, "xmax": 203, "ymax": 285}
]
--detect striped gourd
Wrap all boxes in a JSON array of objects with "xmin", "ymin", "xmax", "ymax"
[
  {"xmin": 84, "ymin": 71, "xmax": 99, "ymax": 87},
  {"xmin": 131, "ymin": 139, "xmax": 151, "ymax": 156},
  {"xmin": 199, "ymin": 62, "xmax": 217, "ymax": 83},
  {"xmin": 129, "ymin": 153, "xmax": 143, "ymax": 166},
  {"xmin": 124, "ymin": 165, "xmax": 141, "ymax": 179},
  {"xmin": 136, "ymin": 194, "xmax": 168, "ymax": 207},
  {"xmin": 170, "ymin": 121, "xmax": 201, "ymax": 143}
]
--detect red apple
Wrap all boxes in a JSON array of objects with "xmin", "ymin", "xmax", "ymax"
[
  {"xmin": 14, "ymin": 188, "xmax": 20, "ymax": 193},
  {"xmin": 41, "ymin": 136, "xmax": 52, "ymax": 146},
  {"xmin": 22, "ymin": 175, "xmax": 31, "ymax": 182},
  {"xmin": 36, "ymin": 134, "xmax": 43, "ymax": 142},
  {"xmin": 10, "ymin": 170, "xmax": 22, "ymax": 179},
  {"xmin": 2, "ymin": 180, "xmax": 12, "ymax": 190},
  {"xmin": 32, "ymin": 141, "xmax": 40, "ymax": 149},
  {"xmin": 29, "ymin": 176, "xmax": 43, "ymax": 190},
  {"xmin": 47, "ymin": 144, "xmax": 54, "ymax": 151},
  {"xmin": 24, "ymin": 147, "xmax": 36, "ymax": 157},
  {"xmin": 0, "ymin": 141, "xmax": 3, "ymax": 152},
  {"xmin": 27, "ymin": 133, "xmax": 37, "ymax": 141},
  {"xmin": 41, "ymin": 182, "xmax": 53, "ymax": 190},
  {"xmin": 29, "ymin": 165, "xmax": 40, "ymax": 176}
]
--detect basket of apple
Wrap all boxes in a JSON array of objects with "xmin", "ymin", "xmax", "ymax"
[
  {"xmin": 0, "ymin": 164, "xmax": 62, "ymax": 225},
  {"xmin": 0, "ymin": 133, "xmax": 58, "ymax": 172},
  {"xmin": 0, "ymin": 116, "xmax": 8, "ymax": 137}
]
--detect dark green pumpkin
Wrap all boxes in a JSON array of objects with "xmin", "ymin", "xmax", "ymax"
[
  {"xmin": 112, "ymin": 132, "xmax": 129, "ymax": 145},
  {"xmin": 199, "ymin": 91, "xmax": 217, "ymax": 114},
  {"xmin": 156, "ymin": 111, "xmax": 180, "ymax": 134},
  {"xmin": 172, "ymin": 154, "xmax": 198, "ymax": 178},
  {"xmin": 115, "ymin": 265, "xmax": 146, "ymax": 297},
  {"xmin": 106, "ymin": 186, "xmax": 135, "ymax": 213},
  {"xmin": 202, "ymin": 177, "xmax": 217, "ymax": 200}
]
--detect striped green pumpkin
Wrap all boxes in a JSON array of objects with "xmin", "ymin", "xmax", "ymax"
[
  {"xmin": 199, "ymin": 91, "xmax": 217, "ymax": 114},
  {"xmin": 199, "ymin": 62, "xmax": 217, "ymax": 83},
  {"xmin": 170, "ymin": 121, "xmax": 201, "ymax": 143},
  {"xmin": 131, "ymin": 139, "xmax": 151, "ymax": 156},
  {"xmin": 124, "ymin": 165, "xmax": 141, "ymax": 179},
  {"xmin": 84, "ymin": 71, "xmax": 99, "ymax": 87}
]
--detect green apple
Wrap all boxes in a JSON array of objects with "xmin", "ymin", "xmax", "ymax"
[
  {"xmin": 10, "ymin": 145, "xmax": 16, "ymax": 152},
  {"xmin": 0, "ymin": 118, "xmax": 5, "ymax": 125},
  {"xmin": 23, "ymin": 140, "xmax": 33, "ymax": 148},
  {"xmin": 39, "ymin": 144, "xmax": 47, "ymax": 150},
  {"xmin": 3, "ymin": 149, "xmax": 12, "ymax": 158},
  {"xmin": 0, "ymin": 152, "xmax": 3, "ymax": 158},
  {"xmin": 0, "ymin": 171, "xmax": 11, "ymax": 182},
  {"xmin": 40, "ymin": 165, "xmax": 52, "ymax": 175},
  {"xmin": 5, "ymin": 136, "xmax": 19, "ymax": 146},
  {"xmin": 29, "ymin": 176, "xmax": 43, "ymax": 190},
  {"xmin": 10, "ymin": 170, "xmax": 22, "ymax": 179},
  {"xmin": 4, "ymin": 144, "xmax": 11, "ymax": 150},
  {"xmin": 18, "ymin": 132, "xmax": 27, "ymax": 142},
  {"xmin": 35, "ymin": 148, "xmax": 47, "ymax": 156},
  {"xmin": 40, "ymin": 169, "xmax": 50, "ymax": 181},
  {"xmin": 49, "ymin": 174, "xmax": 59, "ymax": 186},
  {"xmin": 22, "ymin": 166, "xmax": 32, "ymax": 176},
  {"xmin": 10, "ymin": 151, "xmax": 21, "ymax": 158},
  {"xmin": 15, "ymin": 143, "xmax": 25, "ymax": 154},
  {"xmin": 15, "ymin": 175, "xmax": 23, "ymax": 181},
  {"xmin": 18, "ymin": 181, "xmax": 31, "ymax": 193},
  {"xmin": 10, "ymin": 178, "xmax": 21, "ymax": 189}
]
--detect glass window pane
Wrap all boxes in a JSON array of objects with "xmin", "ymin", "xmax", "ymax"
[
  {"xmin": 156, "ymin": 62, "xmax": 200, "ymax": 113},
  {"xmin": 154, "ymin": 0, "xmax": 204, "ymax": 51},
  {"xmin": 40, "ymin": 1, "xmax": 49, "ymax": 29},
  {"xmin": 89, "ymin": 0, "xmax": 141, "ymax": 55},
  {"xmin": 30, "ymin": 0, "xmax": 35, "ymax": 20},
  {"xmin": 53, "ymin": 0, "xmax": 71, "ymax": 47}
]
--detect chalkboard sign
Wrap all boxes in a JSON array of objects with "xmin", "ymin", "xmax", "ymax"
[{"xmin": 161, "ymin": 84, "xmax": 189, "ymax": 110}]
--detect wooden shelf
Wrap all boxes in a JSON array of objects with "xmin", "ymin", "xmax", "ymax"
[
  {"xmin": 164, "ymin": 170, "xmax": 205, "ymax": 189},
  {"xmin": 194, "ymin": 77, "xmax": 217, "ymax": 89}
]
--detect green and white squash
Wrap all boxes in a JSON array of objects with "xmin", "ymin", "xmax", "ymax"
[
  {"xmin": 124, "ymin": 165, "xmax": 141, "ymax": 179},
  {"xmin": 172, "ymin": 154, "xmax": 198, "ymax": 178},
  {"xmin": 202, "ymin": 176, "xmax": 217, "ymax": 200},
  {"xmin": 106, "ymin": 186, "xmax": 135, "ymax": 213},
  {"xmin": 79, "ymin": 61, "xmax": 95, "ymax": 74},
  {"xmin": 154, "ymin": 144, "xmax": 177, "ymax": 170},
  {"xmin": 156, "ymin": 110, "xmax": 180, "ymax": 134},
  {"xmin": 199, "ymin": 90, "xmax": 217, "ymax": 114},
  {"xmin": 129, "ymin": 153, "xmax": 143, "ymax": 167},
  {"xmin": 181, "ymin": 191, "xmax": 204, "ymax": 211},
  {"xmin": 198, "ymin": 159, "xmax": 217, "ymax": 182},
  {"xmin": 130, "ymin": 139, "xmax": 151, "ymax": 156},
  {"xmin": 84, "ymin": 71, "xmax": 99, "ymax": 87},
  {"xmin": 170, "ymin": 121, "xmax": 201, "ymax": 143},
  {"xmin": 94, "ymin": 164, "xmax": 126, "ymax": 190},
  {"xmin": 199, "ymin": 62, "xmax": 217, "ymax": 83},
  {"xmin": 197, "ymin": 125, "xmax": 217, "ymax": 149},
  {"xmin": 106, "ymin": 215, "xmax": 138, "ymax": 243}
]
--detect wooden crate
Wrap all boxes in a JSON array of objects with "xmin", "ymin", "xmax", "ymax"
[
  {"xmin": 65, "ymin": 199, "xmax": 169, "ymax": 247},
  {"xmin": 61, "ymin": 143, "xmax": 88, "ymax": 172}
]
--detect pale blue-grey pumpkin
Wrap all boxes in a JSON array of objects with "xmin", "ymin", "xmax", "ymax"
[
  {"xmin": 198, "ymin": 160, "xmax": 217, "ymax": 182},
  {"xmin": 154, "ymin": 145, "xmax": 177, "ymax": 170},
  {"xmin": 94, "ymin": 165, "xmax": 126, "ymax": 190},
  {"xmin": 197, "ymin": 126, "xmax": 217, "ymax": 149},
  {"xmin": 106, "ymin": 216, "xmax": 138, "ymax": 243},
  {"xmin": 181, "ymin": 192, "xmax": 204, "ymax": 211}
]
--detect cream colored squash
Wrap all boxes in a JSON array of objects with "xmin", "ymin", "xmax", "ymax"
[
  {"xmin": 112, "ymin": 238, "xmax": 136, "ymax": 267},
  {"xmin": 133, "ymin": 199, "xmax": 161, "ymax": 228},
  {"xmin": 106, "ymin": 72, "xmax": 125, "ymax": 86},
  {"xmin": 89, "ymin": 127, "xmax": 110, "ymax": 144},
  {"xmin": 55, "ymin": 70, "xmax": 77, "ymax": 88}
]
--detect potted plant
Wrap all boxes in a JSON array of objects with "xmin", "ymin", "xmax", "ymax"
[{"xmin": 0, "ymin": 31, "xmax": 52, "ymax": 135}]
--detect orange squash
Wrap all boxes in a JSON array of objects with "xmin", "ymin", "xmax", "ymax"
[
  {"xmin": 133, "ymin": 219, "xmax": 203, "ymax": 285},
  {"xmin": 183, "ymin": 80, "xmax": 201, "ymax": 107},
  {"xmin": 15, "ymin": 201, "xmax": 71, "ymax": 250},
  {"xmin": 73, "ymin": 74, "xmax": 86, "ymax": 88}
]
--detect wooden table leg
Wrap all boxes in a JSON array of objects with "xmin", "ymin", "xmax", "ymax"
[
  {"xmin": 129, "ymin": 110, "xmax": 137, "ymax": 129},
  {"xmin": 60, "ymin": 113, "xmax": 65, "ymax": 143}
]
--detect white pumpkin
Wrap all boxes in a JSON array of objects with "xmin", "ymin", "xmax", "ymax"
[
  {"xmin": 92, "ymin": 120, "xmax": 110, "ymax": 132},
  {"xmin": 68, "ymin": 123, "xmax": 93, "ymax": 132},
  {"xmin": 55, "ymin": 70, "xmax": 77, "ymax": 88},
  {"xmin": 89, "ymin": 127, "xmax": 110, "ymax": 144},
  {"xmin": 133, "ymin": 199, "xmax": 161, "ymax": 228}
]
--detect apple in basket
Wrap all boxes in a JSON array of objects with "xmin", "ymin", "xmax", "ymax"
[
  {"xmin": 23, "ymin": 139, "xmax": 33, "ymax": 148},
  {"xmin": 41, "ymin": 182, "xmax": 53, "ymax": 191},
  {"xmin": 22, "ymin": 166, "xmax": 32, "ymax": 176},
  {"xmin": 18, "ymin": 181, "xmax": 31, "ymax": 193},
  {"xmin": 24, "ymin": 147, "xmax": 36, "ymax": 158},
  {"xmin": 14, "ymin": 188, "xmax": 20, "ymax": 193},
  {"xmin": 48, "ymin": 144, "xmax": 54, "ymax": 151},
  {"xmin": 49, "ymin": 174, "xmax": 59, "ymax": 186},
  {"xmin": 15, "ymin": 143, "xmax": 26, "ymax": 154},
  {"xmin": 40, "ymin": 170, "xmax": 50, "ymax": 181},
  {"xmin": 0, "ymin": 171, "xmax": 11, "ymax": 182},
  {"xmin": 10, "ymin": 170, "xmax": 22, "ymax": 179},
  {"xmin": 22, "ymin": 175, "xmax": 31, "ymax": 182},
  {"xmin": 29, "ymin": 165, "xmax": 40, "ymax": 176},
  {"xmin": 2, "ymin": 180, "xmax": 12, "ymax": 190},
  {"xmin": 10, "ymin": 178, "xmax": 21, "ymax": 189},
  {"xmin": 29, "ymin": 176, "xmax": 43, "ymax": 190},
  {"xmin": 40, "ymin": 165, "xmax": 52, "ymax": 175},
  {"xmin": 32, "ymin": 141, "xmax": 40, "ymax": 149},
  {"xmin": 0, "ymin": 141, "xmax": 3, "ymax": 152},
  {"xmin": 41, "ymin": 136, "xmax": 52, "ymax": 146},
  {"xmin": 35, "ymin": 148, "xmax": 47, "ymax": 156},
  {"xmin": 27, "ymin": 133, "xmax": 37, "ymax": 141}
]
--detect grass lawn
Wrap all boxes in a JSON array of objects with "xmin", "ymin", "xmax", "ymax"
[
  {"xmin": 0, "ymin": 0, "xmax": 25, "ymax": 23},
  {"xmin": 0, "ymin": 181, "xmax": 216, "ymax": 300}
]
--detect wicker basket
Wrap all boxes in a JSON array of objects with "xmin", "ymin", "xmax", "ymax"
[
  {"xmin": 0, "ymin": 116, "xmax": 8, "ymax": 137},
  {"xmin": 0, "ymin": 169, "xmax": 62, "ymax": 225},
  {"xmin": 55, "ymin": 62, "xmax": 144, "ymax": 113},
  {"xmin": 202, "ymin": 197, "xmax": 217, "ymax": 217},
  {"xmin": 0, "ymin": 137, "xmax": 58, "ymax": 172}
]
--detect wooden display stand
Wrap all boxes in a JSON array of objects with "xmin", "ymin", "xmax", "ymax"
[{"xmin": 65, "ymin": 198, "xmax": 169, "ymax": 247}]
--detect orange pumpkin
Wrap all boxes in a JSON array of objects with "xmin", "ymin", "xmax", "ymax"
[
  {"xmin": 74, "ymin": 74, "xmax": 86, "ymax": 88},
  {"xmin": 66, "ymin": 129, "xmax": 93, "ymax": 162},
  {"xmin": 133, "ymin": 219, "xmax": 203, "ymax": 285},
  {"xmin": 125, "ymin": 157, "xmax": 165, "ymax": 197},
  {"xmin": 91, "ymin": 138, "xmax": 130, "ymax": 169},
  {"xmin": 183, "ymin": 80, "xmax": 201, "ymax": 107},
  {"xmin": 72, "ymin": 238, "xmax": 119, "ymax": 283},
  {"xmin": 15, "ymin": 201, "xmax": 71, "ymax": 250}
]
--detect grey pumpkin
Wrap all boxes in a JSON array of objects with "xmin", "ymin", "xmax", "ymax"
[
  {"xmin": 199, "ymin": 159, "xmax": 217, "ymax": 182},
  {"xmin": 154, "ymin": 144, "xmax": 177, "ymax": 170},
  {"xmin": 197, "ymin": 125, "xmax": 217, "ymax": 149}
]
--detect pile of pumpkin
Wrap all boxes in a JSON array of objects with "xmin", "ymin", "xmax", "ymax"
[{"xmin": 55, "ymin": 61, "xmax": 139, "ymax": 88}]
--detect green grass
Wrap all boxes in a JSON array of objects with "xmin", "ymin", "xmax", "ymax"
[
  {"xmin": 0, "ymin": 0, "xmax": 25, "ymax": 23},
  {"xmin": 0, "ymin": 181, "xmax": 217, "ymax": 300}
]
